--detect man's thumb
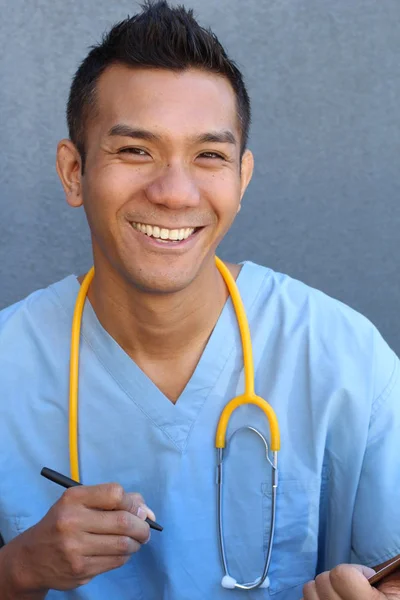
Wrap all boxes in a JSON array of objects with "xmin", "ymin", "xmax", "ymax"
[{"xmin": 351, "ymin": 564, "xmax": 377, "ymax": 579}]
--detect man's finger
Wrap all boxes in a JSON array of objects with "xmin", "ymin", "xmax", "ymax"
[
  {"xmin": 61, "ymin": 484, "xmax": 157, "ymax": 523},
  {"xmin": 352, "ymin": 564, "xmax": 377, "ymax": 579},
  {"xmin": 83, "ymin": 509, "xmax": 150, "ymax": 542},
  {"xmin": 75, "ymin": 554, "xmax": 132, "ymax": 580},
  {"xmin": 302, "ymin": 579, "xmax": 321, "ymax": 599},
  {"xmin": 314, "ymin": 570, "xmax": 343, "ymax": 599},
  {"xmin": 328, "ymin": 564, "xmax": 382, "ymax": 599},
  {"xmin": 62, "ymin": 483, "xmax": 127, "ymax": 510},
  {"xmin": 123, "ymin": 492, "xmax": 157, "ymax": 521},
  {"xmin": 303, "ymin": 565, "xmax": 381, "ymax": 600},
  {"xmin": 82, "ymin": 533, "xmax": 142, "ymax": 556}
]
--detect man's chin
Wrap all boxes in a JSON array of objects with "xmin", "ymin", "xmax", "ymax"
[{"xmin": 126, "ymin": 269, "xmax": 198, "ymax": 296}]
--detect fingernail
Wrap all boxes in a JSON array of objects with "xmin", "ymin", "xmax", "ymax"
[
  {"xmin": 136, "ymin": 504, "xmax": 157, "ymax": 522},
  {"xmin": 144, "ymin": 530, "xmax": 151, "ymax": 545},
  {"xmin": 145, "ymin": 506, "xmax": 157, "ymax": 521},
  {"xmin": 137, "ymin": 506, "xmax": 147, "ymax": 520}
]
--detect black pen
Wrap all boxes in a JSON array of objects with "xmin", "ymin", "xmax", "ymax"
[{"xmin": 41, "ymin": 467, "xmax": 163, "ymax": 532}]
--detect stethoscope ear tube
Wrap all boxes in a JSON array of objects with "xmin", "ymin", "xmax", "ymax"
[{"xmin": 69, "ymin": 266, "xmax": 94, "ymax": 482}]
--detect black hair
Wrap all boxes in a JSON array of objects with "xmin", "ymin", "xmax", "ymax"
[{"xmin": 66, "ymin": 1, "xmax": 251, "ymax": 171}]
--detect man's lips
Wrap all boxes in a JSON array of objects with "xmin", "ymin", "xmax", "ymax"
[
  {"xmin": 129, "ymin": 221, "xmax": 200, "ymax": 241},
  {"xmin": 128, "ymin": 221, "xmax": 203, "ymax": 248}
]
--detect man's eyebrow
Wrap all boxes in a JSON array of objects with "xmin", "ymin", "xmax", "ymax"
[
  {"xmin": 107, "ymin": 124, "xmax": 237, "ymax": 145},
  {"xmin": 107, "ymin": 124, "xmax": 161, "ymax": 142},
  {"xmin": 193, "ymin": 130, "xmax": 237, "ymax": 145}
]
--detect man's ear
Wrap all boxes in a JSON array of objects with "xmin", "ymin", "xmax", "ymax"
[
  {"xmin": 239, "ymin": 149, "xmax": 254, "ymax": 203},
  {"xmin": 56, "ymin": 139, "xmax": 83, "ymax": 208}
]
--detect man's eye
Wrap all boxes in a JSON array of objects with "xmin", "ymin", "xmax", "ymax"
[
  {"xmin": 199, "ymin": 152, "xmax": 225, "ymax": 160},
  {"xmin": 119, "ymin": 147, "xmax": 148, "ymax": 156}
]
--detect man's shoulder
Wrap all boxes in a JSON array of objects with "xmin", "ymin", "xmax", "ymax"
[
  {"xmin": 0, "ymin": 275, "xmax": 76, "ymax": 346},
  {"xmin": 247, "ymin": 260, "xmax": 387, "ymax": 353},
  {"xmin": 0, "ymin": 288, "xmax": 46, "ymax": 326},
  {"xmin": 248, "ymin": 260, "xmax": 370, "ymax": 324},
  {"xmin": 249, "ymin": 261, "xmax": 398, "ymax": 403}
]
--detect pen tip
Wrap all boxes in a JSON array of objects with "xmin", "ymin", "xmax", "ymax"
[{"xmin": 146, "ymin": 517, "xmax": 163, "ymax": 532}]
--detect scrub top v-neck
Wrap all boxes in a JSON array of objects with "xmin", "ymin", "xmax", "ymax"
[{"xmin": 56, "ymin": 261, "xmax": 261, "ymax": 453}]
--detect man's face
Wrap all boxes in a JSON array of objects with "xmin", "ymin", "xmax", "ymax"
[{"xmin": 61, "ymin": 65, "xmax": 253, "ymax": 293}]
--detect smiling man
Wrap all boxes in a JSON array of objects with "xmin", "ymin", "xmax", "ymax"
[{"xmin": 0, "ymin": 2, "xmax": 399, "ymax": 599}]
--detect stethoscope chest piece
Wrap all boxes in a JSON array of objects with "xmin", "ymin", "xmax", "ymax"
[{"xmin": 221, "ymin": 575, "xmax": 270, "ymax": 590}]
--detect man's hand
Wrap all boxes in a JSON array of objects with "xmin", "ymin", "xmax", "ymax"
[
  {"xmin": 302, "ymin": 564, "xmax": 400, "ymax": 599},
  {"xmin": 2, "ymin": 482, "xmax": 155, "ymax": 596}
]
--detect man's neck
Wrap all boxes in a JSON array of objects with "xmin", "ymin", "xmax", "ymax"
[{"xmin": 83, "ymin": 261, "xmax": 240, "ymax": 366}]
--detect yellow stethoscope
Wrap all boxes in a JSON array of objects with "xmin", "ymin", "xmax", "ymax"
[{"xmin": 68, "ymin": 256, "xmax": 280, "ymax": 591}]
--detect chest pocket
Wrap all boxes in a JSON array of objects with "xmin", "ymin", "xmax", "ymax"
[{"xmin": 263, "ymin": 478, "xmax": 322, "ymax": 596}]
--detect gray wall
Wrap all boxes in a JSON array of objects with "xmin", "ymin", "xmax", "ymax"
[{"xmin": 1, "ymin": 1, "xmax": 400, "ymax": 354}]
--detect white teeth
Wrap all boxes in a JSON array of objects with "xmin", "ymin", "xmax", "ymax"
[{"xmin": 131, "ymin": 222, "xmax": 195, "ymax": 241}]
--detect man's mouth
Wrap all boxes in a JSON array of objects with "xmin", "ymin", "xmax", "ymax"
[{"xmin": 130, "ymin": 222, "xmax": 198, "ymax": 243}]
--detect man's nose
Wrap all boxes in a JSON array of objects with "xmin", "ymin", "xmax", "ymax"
[{"xmin": 144, "ymin": 164, "xmax": 201, "ymax": 209}]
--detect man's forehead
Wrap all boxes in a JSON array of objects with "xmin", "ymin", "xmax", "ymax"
[{"xmin": 94, "ymin": 64, "xmax": 241, "ymax": 138}]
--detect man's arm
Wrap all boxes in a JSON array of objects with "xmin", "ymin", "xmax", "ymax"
[{"xmin": 0, "ymin": 540, "xmax": 47, "ymax": 600}]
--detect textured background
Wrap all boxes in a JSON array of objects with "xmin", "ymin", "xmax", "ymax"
[{"xmin": 1, "ymin": 0, "xmax": 400, "ymax": 353}]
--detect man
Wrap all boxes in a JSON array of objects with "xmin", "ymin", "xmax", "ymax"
[{"xmin": 0, "ymin": 1, "xmax": 399, "ymax": 598}]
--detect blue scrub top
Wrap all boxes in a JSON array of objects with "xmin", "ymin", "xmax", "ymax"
[{"xmin": 0, "ymin": 261, "xmax": 399, "ymax": 599}]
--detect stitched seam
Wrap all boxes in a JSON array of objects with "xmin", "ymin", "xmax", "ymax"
[
  {"xmin": 370, "ymin": 353, "xmax": 399, "ymax": 423},
  {"xmin": 49, "ymin": 283, "xmax": 77, "ymax": 325},
  {"xmin": 180, "ymin": 347, "xmax": 234, "ymax": 454},
  {"xmin": 83, "ymin": 337, "xmax": 185, "ymax": 451}
]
